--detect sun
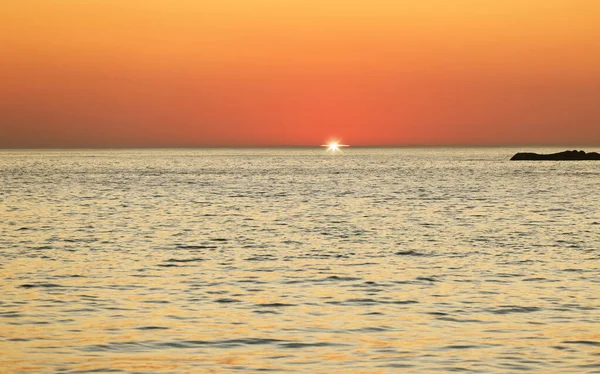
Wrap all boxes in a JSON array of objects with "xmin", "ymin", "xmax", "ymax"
[{"xmin": 321, "ymin": 140, "xmax": 349, "ymax": 153}]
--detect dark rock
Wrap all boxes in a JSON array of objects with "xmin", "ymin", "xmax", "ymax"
[{"xmin": 510, "ymin": 150, "xmax": 600, "ymax": 161}]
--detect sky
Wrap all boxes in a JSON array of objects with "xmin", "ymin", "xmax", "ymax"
[{"xmin": 1, "ymin": 0, "xmax": 599, "ymax": 147}]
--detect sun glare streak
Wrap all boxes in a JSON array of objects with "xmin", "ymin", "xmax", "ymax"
[{"xmin": 321, "ymin": 141, "xmax": 349, "ymax": 153}]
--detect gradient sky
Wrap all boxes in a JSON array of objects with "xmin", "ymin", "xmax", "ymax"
[{"xmin": 1, "ymin": 0, "xmax": 599, "ymax": 147}]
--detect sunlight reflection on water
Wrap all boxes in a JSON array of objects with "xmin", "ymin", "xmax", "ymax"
[{"xmin": 1, "ymin": 148, "xmax": 599, "ymax": 373}]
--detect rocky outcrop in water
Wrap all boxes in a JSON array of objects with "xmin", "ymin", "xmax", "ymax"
[{"xmin": 510, "ymin": 150, "xmax": 600, "ymax": 161}]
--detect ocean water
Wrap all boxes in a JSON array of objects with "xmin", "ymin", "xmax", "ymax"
[{"xmin": 1, "ymin": 148, "xmax": 599, "ymax": 373}]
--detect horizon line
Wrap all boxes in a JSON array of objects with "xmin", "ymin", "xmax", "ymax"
[{"xmin": 1, "ymin": 144, "xmax": 600, "ymax": 150}]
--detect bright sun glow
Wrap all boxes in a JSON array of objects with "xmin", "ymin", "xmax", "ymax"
[{"xmin": 321, "ymin": 141, "xmax": 349, "ymax": 153}]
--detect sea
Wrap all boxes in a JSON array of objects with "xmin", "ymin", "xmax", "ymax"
[{"xmin": 1, "ymin": 148, "xmax": 599, "ymax": 373}]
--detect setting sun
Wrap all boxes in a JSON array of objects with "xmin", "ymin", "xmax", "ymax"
[{"xmin": 322, "ymin": 141, "xmax": 349, "ymax": 152}]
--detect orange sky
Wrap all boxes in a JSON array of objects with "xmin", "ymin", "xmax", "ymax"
[{"xmin": 1, "ymin": 0, "xmax": 599, "ymax": 147}]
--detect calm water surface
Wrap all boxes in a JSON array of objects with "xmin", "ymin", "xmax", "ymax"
[{"xmin": 1, "ymin": 148, "xmax": 599, "ymax": 373}]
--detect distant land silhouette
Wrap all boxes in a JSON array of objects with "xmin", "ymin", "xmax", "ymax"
[{"xmin": 511, "ymin": 150, "xmax": 600, "ymax": 161}]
